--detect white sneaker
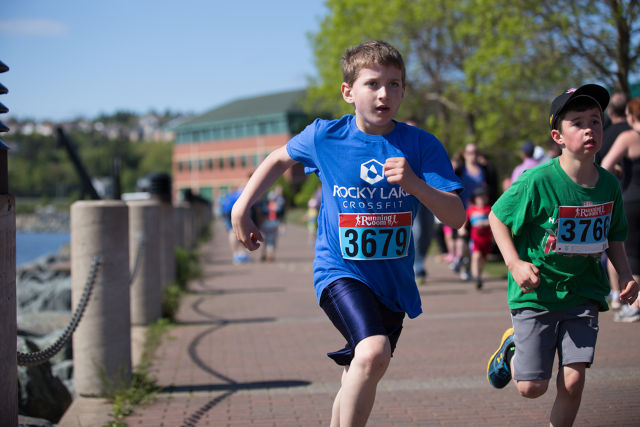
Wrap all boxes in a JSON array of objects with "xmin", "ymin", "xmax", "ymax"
[
  {"xmin": 613, "ymin": 305, "xmax": 640, "ymax": 323},
  {"xmin": 610, "ymin": 299, "xmax": 622, "ymax": 310}
]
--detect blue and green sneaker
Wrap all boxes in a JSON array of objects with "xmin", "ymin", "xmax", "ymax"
[{"xmin": 487, "ymin": 327, "xmax": 514, "ymax": 388}]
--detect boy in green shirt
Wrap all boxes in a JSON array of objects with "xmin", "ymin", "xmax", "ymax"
[{"xmin": 486, "ymin": 84, "xmax": 639, "ymax": 426}]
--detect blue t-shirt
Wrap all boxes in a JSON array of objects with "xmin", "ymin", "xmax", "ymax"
[
  {"xmin": 286, "ymin": 115, "xmax": 462, "ymax": 318},
  {"xmin": 221, "ymin": 189, "xmax": 243, "ymax": 214}
]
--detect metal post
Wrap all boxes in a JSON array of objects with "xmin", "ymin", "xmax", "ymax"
[{"xmin": 0, "ymin": 58, "xmax": 17, "ymax": 427}]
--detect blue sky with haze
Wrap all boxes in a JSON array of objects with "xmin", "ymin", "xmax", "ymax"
[{"xmin": 1, "ymin": 0, "xmax": 327, "ymax": 121}]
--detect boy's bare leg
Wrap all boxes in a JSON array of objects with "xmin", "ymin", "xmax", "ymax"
[
  {"xmin": 471, "ymin": 252, "xmax": 486, "ymax": 279},
  {"xmin": 330, "ymin": 369, "xmax": 348, "ymax": 427},
  {"xmin": 510, "ymin": 358, "xmax": 549, "ymax": 399},
  {"xmin": 607, "ymin": 258, "xmax": 620, "ymax": 292},
  {"xmin": 333, "ymin": 335, "xmax": 391, "ymax": 427},
  {"xmin": 550, "ymin": 363, "xmax": 586, "ymax": 427},
  {"xmin": 228, "ymin": 231, "xmax": 241, "ymax": 256},
  {"xmin": 607, "ymin": 258, "xmax": 621, "ymax": 307},
  {"xmin": 455, "ymin": 235, "xmax": 466, "ymax": 262}
]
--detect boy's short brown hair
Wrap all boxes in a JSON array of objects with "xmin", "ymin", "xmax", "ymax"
[{"xmin": 341, "ymin": 40, "xmax": 406, "ymax": 87}]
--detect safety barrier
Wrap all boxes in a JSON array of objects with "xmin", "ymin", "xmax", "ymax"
[
  {"xmin": 0, "ymin": 58, "xmax": 17, "ymax": 427},
  {"xmin": 3, "ymin": 189, "xmax": 211, "ymax": 422},
  {"xmin": 13, "ymin": 199, "xmax": 211, "ymax": 388},
  {"xmin": 0, "ymin": 57, "xmax": 213, "ymax": 419},
  {"xmin": 17, "ymin": 257, "xmax": 101, "ymax": 367}
]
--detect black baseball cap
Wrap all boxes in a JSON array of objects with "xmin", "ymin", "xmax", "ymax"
[
  {"xmin": 520, "ymin": 141, "xmax": 535, "ymax": 157},
  {"xmin": 548, "ymin": 84, "xmax": 609, "ymax": 130}
]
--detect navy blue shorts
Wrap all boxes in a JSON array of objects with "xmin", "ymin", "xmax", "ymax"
[{"xmin": 319, "ymin": 277, "xmax": 405, "ymax": 366}]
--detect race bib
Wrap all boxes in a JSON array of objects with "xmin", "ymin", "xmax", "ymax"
[
  {"xmin": 339, "ymin": 212, "xmax": 412, "ymax": 260},
  {"xmin": 556, "ymin": 202, "xmax": 612, "ymax": 254}
]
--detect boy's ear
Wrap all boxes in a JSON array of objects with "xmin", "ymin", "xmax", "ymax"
[
  {"xmin": 550, "ymin": 129, "xmax": 565, "ymax": 147},
  {"xmin": 341, "ymin": 82, "xmax": 354, "ymax": 104}
]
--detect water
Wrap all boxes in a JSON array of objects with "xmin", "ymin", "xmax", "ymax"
[{"xmin": 16, "ymin": 231, "xmax": 70, "ymax": 266}]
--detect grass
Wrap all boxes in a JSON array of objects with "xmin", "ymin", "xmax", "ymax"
[
  {"xmin": 103, "ymin": 233, "xmax": 206, "ymax": 426},
  {"xmin": 103, "ymin": 318, "xmax": 172, "ymax": 427},
  {"xmin": 483, "ymin": 255, "xmax": 508, "ymax": 279},
  {"xmin": 283, "ymin": 206, "xmax": 307, "ymax": 226}
]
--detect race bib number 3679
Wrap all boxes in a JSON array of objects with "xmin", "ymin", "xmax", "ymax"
[
  {"xmin": 339, "ymin": 212, "xmax": 412, "ymax": 260},
  {"xmin": 556, "ymin": 202, "xmax": 613, "ymax": 254}
]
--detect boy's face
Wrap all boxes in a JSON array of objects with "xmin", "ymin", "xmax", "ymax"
[
  {"xmin": 341, "ymin": 63, "xmax": 405, "ymax": 135},
  {"xmin": 551, "ymin": 107, "xmax": 603, "ymax": 159},
  {"xmin": 474, "ymin": 194, "xmax": 488, "ymax": 207}
]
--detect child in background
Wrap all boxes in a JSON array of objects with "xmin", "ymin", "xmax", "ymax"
[
  {"xmin": 221, "ymin": 187, "xmax": 251, "ymax": 264},
  {"xmin": 466, "ymin": 185, "xmax": 492, "ymax": 289},
  {"xmin": 304, "ymin": 196, "xmax": 319, "ymax": 244}
]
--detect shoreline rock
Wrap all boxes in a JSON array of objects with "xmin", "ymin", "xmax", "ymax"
[
  {"xmin": 17, "ymin": 247, "xmax": 74, "ymax": 424},
  {"xmin": 16, "ymin": 211, "xmax": 70, "ymax": 233}
]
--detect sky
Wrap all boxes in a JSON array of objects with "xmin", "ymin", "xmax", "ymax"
[{"xmin": 0, "ymin": 0, "xmax": 328, "ymax": 122}]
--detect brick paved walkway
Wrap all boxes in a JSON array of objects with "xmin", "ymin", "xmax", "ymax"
[{"xmin": 60, "ymin": 220, "xmax": 640, "ymax": 426}]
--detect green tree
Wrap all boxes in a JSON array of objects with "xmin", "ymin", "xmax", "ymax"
[
  {"xmin": 541, "ymin": 0, "xmax": 640, "ymax": 95},
  {"xmin": 7, "ymin": 129, "xmax": 172, "ymax": 198},
  {"xmin": 306, "ymin": 0, "xmax": 590, "ymax": 173}
]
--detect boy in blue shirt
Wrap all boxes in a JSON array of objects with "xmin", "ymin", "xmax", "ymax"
[
  {"xmin": 232, "ymin": 40, "xmax": 465, "ymax": 426},
  {"xmin": 486, "ymin": 84, "xmax": 639, "ymax": 426}
]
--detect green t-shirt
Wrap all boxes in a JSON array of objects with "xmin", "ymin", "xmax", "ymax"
[{"xmin": 492, "ymin": 158, "xmax": 628, "ymax": 312}]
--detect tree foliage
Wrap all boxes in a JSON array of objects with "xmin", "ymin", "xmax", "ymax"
[
  {"xmin": 306, "ymin": 0, "xmax": 639, "ymax": 173},
  {"xmin": 7, "ymin": 130, "xmax": 172, "ymax": 199},
  {"xmin": 541, "ymin": 0, "xmax": 640, "ymax": 94}
]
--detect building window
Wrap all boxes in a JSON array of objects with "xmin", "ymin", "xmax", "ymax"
[
  {"xmin": 229, "ymin": 155, "xmax": 235, "ymax": 169},
  {"xmin": 219, "ymin": 157, "xmax": 225, "ymax": 169},
  {"xmin": 178, "ymin": 161, "xmax": 183, "ymax": 172},
  {"xmin": 208, "ymin": 158, "xmax": 214, "ymax": 169},
  {"xmin": 253, "ymin": 153, "xmax": 259, "ymax": 166},
  {"xmin": 241, "ymin": 154, "xmax": 247, "ymax": 168},
  {"xmin": 199, "ymin": 186, "xmax": 213, "ymax": 202},
  {"xmin": 198, "ymin": 159, "xmax": 203, "ymax": 170}
]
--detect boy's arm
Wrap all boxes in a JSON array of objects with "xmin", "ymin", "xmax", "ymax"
[
  {"xmin": 383, "ymin": 157, "xmax": 466, "ymax": 228},
  {"xmin": 488, "ymin": 211, "xmax": 540, "ymax": 293},
  {"xmin": 231, "ymin": 146, "xmax": 298, "ymax": 251},
  {"xmin": 606, "ymin": 241, "xmax": 639, "ymax": 305}
]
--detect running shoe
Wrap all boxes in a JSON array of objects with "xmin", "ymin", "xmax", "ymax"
[
  {"xmin": 487, "ymin": 327, "xmax": 514, "ymax": 388},
  {"xmin": 613, "ymin": 305, "xmax": 640, "ymax": 323}
]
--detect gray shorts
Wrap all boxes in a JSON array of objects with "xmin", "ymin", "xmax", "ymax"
[{"xmin": 510, "ymin": 302, "xmax": 599, "ymax": 381}]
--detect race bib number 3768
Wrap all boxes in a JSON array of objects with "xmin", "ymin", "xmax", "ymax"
[
  {"xmin": 339, "ymin": 212, "xmax": 412, "ymax": 260},
  {"xmin": 556, "ymin": 202, "xmax": 613, "ymax": 254}
]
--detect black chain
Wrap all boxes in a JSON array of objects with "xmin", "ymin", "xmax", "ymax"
[{"xmin": 17, "ymin": 257, "xmax": 101, "ymax": 367}]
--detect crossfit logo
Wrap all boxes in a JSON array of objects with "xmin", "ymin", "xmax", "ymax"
[{"xmin": 360, "ymin": 159, "xmax": 385, "ymax": 185}]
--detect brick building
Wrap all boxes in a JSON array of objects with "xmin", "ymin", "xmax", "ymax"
[{"xmin": 172, "ymin": 89, "xmax": 312, "ymax": 205}]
